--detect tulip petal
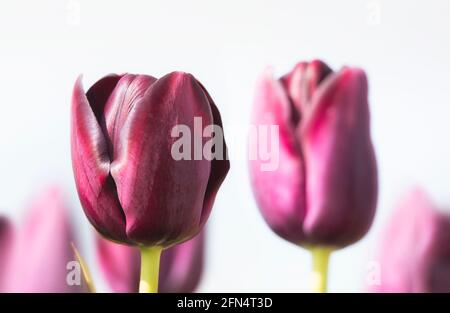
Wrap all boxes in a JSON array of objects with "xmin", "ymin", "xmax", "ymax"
[
  {"xmin": 249, "ymin": 69, "xmax": 307, "ymax": 244},
  {"xmin": 281, "ymin": 60, "xmax": 332, "ymax": 116},
  {"xmin": 100, "ymin": 74, "xmax": 157, "ymax": 159},
  {"xmin": 86, "ymin": 74, "xmax": 123, "ymax": 118},
  {"xmin": 72, "ymin": 75, "xmax": 128, "ymax": 242},
  {"xmin": 301, "ymin": 68, "xmax": 377, "ymax": 246},
  {"xmin": 195, "ymin": 83, "xmax": 230, "ymax": 227},
  {"xmin": 372, "ymin": 188, "xmax": 450, "ymax": 292},
  {"xmin": 111, "ymin": 72, "xmax": 212, "ymax": 246}
]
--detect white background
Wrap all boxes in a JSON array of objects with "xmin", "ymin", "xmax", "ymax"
[{"xmin": 1, "ymin": 0, "xmax": 449, "ymax": 292}]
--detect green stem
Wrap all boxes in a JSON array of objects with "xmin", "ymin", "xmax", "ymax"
[
  {"xmin": 139, "ymin": 246, "xmax": 162, "ymax": 293},
  {"xmin": 309, "ymin": 246, "xmax": 333, "ymax": 293}
]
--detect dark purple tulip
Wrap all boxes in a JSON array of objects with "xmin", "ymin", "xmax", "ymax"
[
  {"xmin": 71, "ymin": 72, "xmax": 229, "ymax": 247},
  {"xmin": 96, "ymin": 231, "xmax": 204, "ymax": 293},
  {"xmin": 0, "ymin": 187, "xmax": 86, "ymax": 292},
  {"xmin": 249, "ymin": 60, "xmax": 377, "ymax": 248},
  {"xmin": 370, "ymin": 188, "xmax": 450, "ymax": 293}
]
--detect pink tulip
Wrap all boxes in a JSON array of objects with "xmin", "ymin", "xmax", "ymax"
[
  {"xmin": 371, "ymin": 188, "xmax": 450, "ymax": 293},
  {"xmin": 96, "ymin": 231, "xmax": 204, "ymax": 293},
  {"xmin": 71, "ymin": 72, "xmax": 229, "ymax": 248},
  {"xmin": 0, "ymin": 187, "xmax": 86, "ymax": 292},
  {"xmin": 249, "ymin": 60, "xmax": 377, "ymax": 248}
]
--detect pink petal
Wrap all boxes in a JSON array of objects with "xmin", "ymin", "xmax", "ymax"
[
  {"xmin": 160, "ymin": 230, "xmax": 204, "ymax": 293},
  {"xmin": 372, "ymin": 188, "xmax": 450, "ymax": 292},
  {"xmin": 96, "ymin": 235, "xmax": 140, "ymax": 293},
  {"xmin": 301, "ymin": 67, "xmax": 377, "ymax": 246},
  {"xmin": 3, "ymin": 187, "xmax": 86, "ymax": 292},
  {"xmin": 249, "ymin": 69, "xmax": 307, "ymax": 244}
]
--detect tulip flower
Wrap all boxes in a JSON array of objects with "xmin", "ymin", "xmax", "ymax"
[
  {"xmin": 249, "ymin": 60, "xmax": 377, "ymax": 292},
  {"xmin": 96, "ymin": 230, "xmax": 204, "ymax": 293},
  {"xmin": 0, "ymin": 187, "xmax": 87, "ymax": 292},
  {"xmin": 370, "ymin": 188, "xmax": 450, "ymax": 293},
  {"xmin": 71, "ymin": 72, "xmax": 229, "ymax": 292}
]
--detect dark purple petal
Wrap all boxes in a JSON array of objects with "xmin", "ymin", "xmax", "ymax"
[
  {"xmin": 111, "ymin": 72, "xmax": 213, "ymax": 246},
  {"xmin": 195, "ymin": 82, "xmax": 230, "ymax": 227},
  {"xmin": 71, "ymin": 76, "xmax": 128, "ymax": 242},
  {"xmin": 99, "ymin": 74, "xmax": 157, "ymax": 159}
]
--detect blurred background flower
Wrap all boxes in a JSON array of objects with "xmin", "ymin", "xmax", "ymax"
[
  {"xmin": 96, "ymin": 230, "xmax": 205, "ymax": 293},
  {"xmin": 0, "ymin": 186, "xmax": 86, "ymax": 292},
  {"xmin": 249, "ymin": 61, "xmax": 377, "ymax": 249},
  {"xmin": 370, "ymin": 188, "xmax": 450, "ymax": 293}
]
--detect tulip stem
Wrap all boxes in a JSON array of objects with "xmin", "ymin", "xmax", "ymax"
[
  {"xmin": 310, "ymin": 246, "xmax": 333, "ymax": 293},
  {"xmin": 139, "ymin": 246, "xmax": 162, "ymax": 293}
]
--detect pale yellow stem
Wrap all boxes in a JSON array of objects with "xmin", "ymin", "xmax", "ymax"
[
  {"xmin": 139, "ymin": 246, "xmax": 162, "ymax": 293},
  {"xmin": 310, "ymin": 246, "xmax": 333, "ymax": 293}
]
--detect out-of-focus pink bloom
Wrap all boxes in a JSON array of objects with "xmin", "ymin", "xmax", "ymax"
[
  {"xmin": 370, "ymin": 188, "xmax": 450, "ymax": 293},
  {"xmin": 96, "ymin": 231, "xmax": 205, "ymax": 293},
  {"xmin": 0, "ymin": 187, "xmax": 86, "ymax": 292},
  {"xmin": 71, "ymin": 72, "xmax": 229, "ymax": 248},
  {"xmin": 249, "ymin": 60, "xmax": 377, "ymax": 248},
  {"xmin": 96, "ymin": 236, "xmax": 140, "ymax": 293}
]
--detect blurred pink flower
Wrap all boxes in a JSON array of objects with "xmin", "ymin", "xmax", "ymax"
[
  {"xmin": 249, "ymin": 60, "xmax": 377, "ymax": 248},
  {"xmin": 96, "ymin": 231, "xmax": 204, "ymax": 292},
  {"xmin": 0, "ymin": 187, "xmax": 86, "ymax": 292},
  {"xmin": 371, "ymin": 188, "xmax": 450, "ymax": 292}
]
